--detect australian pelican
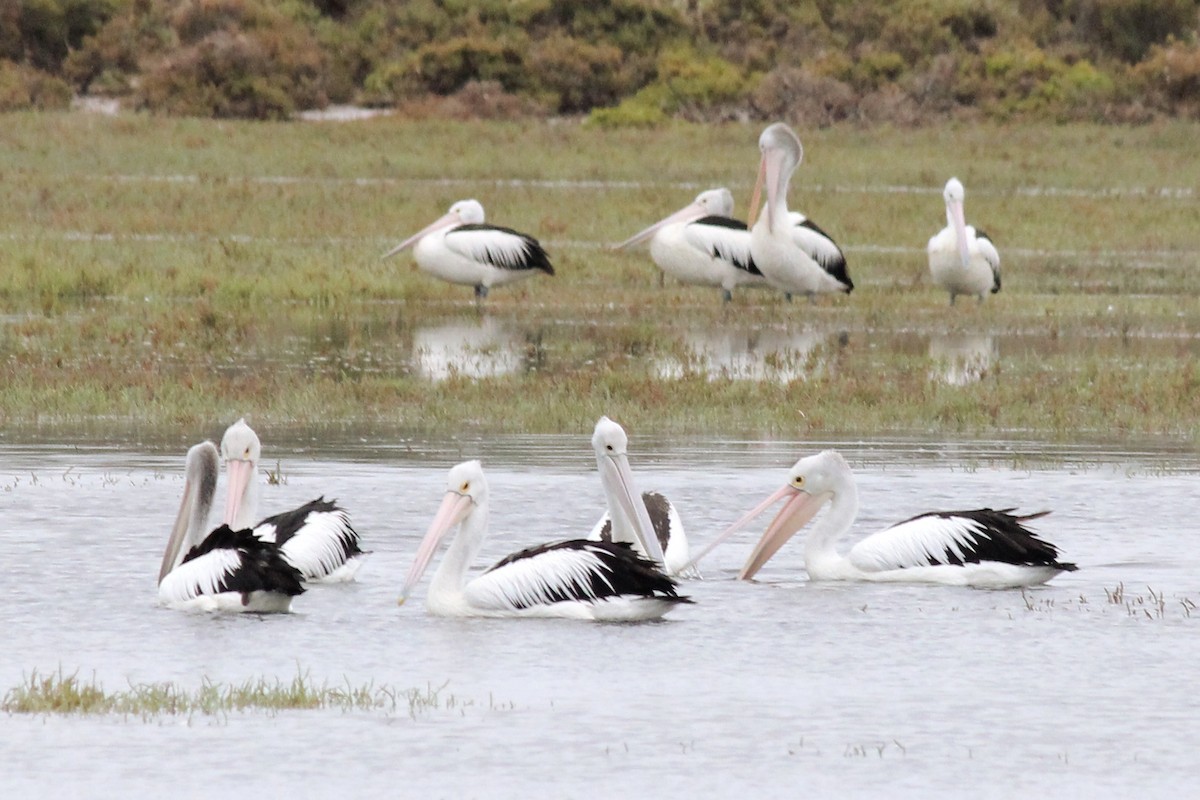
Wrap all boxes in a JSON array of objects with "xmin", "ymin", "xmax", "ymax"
[
  {"xmin": 382, "ymin": 198, "xmax": 554, "ymax": 299},
  {"xmin": 748, "ymin": 123, "xmax": 852, "ymax": 300},
  {"xmin": 157, "ymin": 442, "xmax": 305, "ymax": 612},
  {"xmin": 587, "ymin": 416, "xmax": 695, "ymax": 577},
  {"xmin": 615, "ymin": 188, "xmax": 769, "ymax": 302},
  {"xmin": 221, "ymin": 419, "xmax": 365, "ymax": 583},
  {"xmin": 927, "ymin": 178, "xmax": 1001, "ymax": 304},
  {"xmin": 686, "ymin": 450, "xmax": 1076, "ymax": 588},
  {"xmin": 398, "ymin": 460, "xmax": 691, "ymax": 620}
]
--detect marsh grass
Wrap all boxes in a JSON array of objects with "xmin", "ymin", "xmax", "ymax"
[
  {"xmin": 2, "ymin": 114, "xmax": 1200, "ymax": 440},
  {"xmin": 1020, "ymin": 584, "xmax": 1198, "ymax": 619},
  {"xmin": 1, "ymin": 668, "xmax": 485, "ymax": 720}
]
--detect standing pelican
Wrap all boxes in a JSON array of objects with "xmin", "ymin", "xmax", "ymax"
[
  {"xmin": 615, "ymin": 188, "xmax": 769, "ymax": 302},
  {"xmin": 587, "ymin": 416, "xmax": 695, "ymax": 577},
  {"xmin": 748, "ymin": 123, "xmax": 852, "ymax": 300},
  {"xmin": 221, "ymin": 419, "xmax": 365, "ymax": 583},
  {"xmin": 398, "ymin": 460, "xmax": 691, "ymax": 620},
  {"xmin": 158, "ymin": 442, "xmax": 305, "ymax": 612},
  {"xmin": 686, "ymin": 450, "xmax": 1075, "ymax": 588},
  {"xmin": 382, "ymin": 199, "xmax": 554, "ymax": 299},
  {"xmin": 927, "ymin": 178, "xmax": 1000, "ymax": 304}
]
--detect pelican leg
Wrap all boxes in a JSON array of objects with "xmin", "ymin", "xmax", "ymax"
[
  {"xmin": 721, "ymin": 288, "xmax": 733, "ymax": 303},
  {"xmin": 474, "ymin": 284, "xmax": 489, "ymax": 300}
]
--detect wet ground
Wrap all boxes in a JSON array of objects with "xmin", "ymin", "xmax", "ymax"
[{"xmin": 2, "ymin": 435, "xmax": 1198, "ymax": 798}]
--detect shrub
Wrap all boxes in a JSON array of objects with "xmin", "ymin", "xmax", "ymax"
[
  {"xmin": 585, "ymin": 100, "xmax": 668, "ymax": 128},
  {"xmin": 526, "ymin": 34, "xmax": 628, "ymax": 113},
  {"xmin": 408, "ymin": 35, "xmax": 528, "ymax": 95},
  {"xmin": 4, "ymin": 0, "xmax": 121, "ymax": 72},
  {"xmin": 751, "ymin": 66, "xmax": 858, "ymax": 127},
  {"xmin": 1071, "ymin": 0, "xmax": 1198, "ymax": 63},
  {"xmin": 0, "ymin": 59, "xmax": 72, "ymax": 110},
  {"xmin": 135, "ymin": 0, "xmax": 328, "ymax": 119},
  {"xmin": 1135, "ymin": 38, "xmax": 1200, "ymax": 117}
]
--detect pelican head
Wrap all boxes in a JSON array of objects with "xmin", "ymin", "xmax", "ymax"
[
  {"xmin": 159, "ymin": 441, "xmax": 220, "ymax": 584},
  {"xmin": 748, "ymin": 123, "xmax": 803, "ymax": 232},
  {"xmin": 398, "ymin": 459, "xmax": 487, "ymax": 605},
  {"xmin": 682, "ymin": 450, "xmax": 848, "ymax": 578},
  {"xmin": 591, "ymin": 416, "xmax": 666, "ymax": 565},
  {"xmin": 219, "ymin": 417, "xmax": 261, "ymax": 530},
  {"xmin": 383, "ymin": 198, "xmax": 486, "ymax": 259},
  {"xmin": 614, "ymin": 188, "xmax": 735, "ymax": 250},
  {"xmin": 942, "ymin": 177, "xmax": 971, "ymax": 269}
]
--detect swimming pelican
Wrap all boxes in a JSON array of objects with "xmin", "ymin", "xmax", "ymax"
[
  {"xmin": 398, "ymin": 460, "xmax": 691, "ymax": 620},
  {"xmin": 587, "ymin": 416, "xmax": 695, "ymax": 577},
  {"xmin": 382, "ymin": 199, "xmax": 554, "ymax": 299},
  {"xmin": 747, "ymin": 123, "xmax": 852, "ymax": 300},
  {"xmin": 158, "ymin": 442, "xmax": 305, "ymax": 612},
  {"xmin": 686, "ymin": 450, "xmax": 1075, "ymax": 588},
  {"xmin": 221, "ymin": 419, "xmax": 365, "ymax": 583},
  {"xmin": 615, "ymin": 188, "xmax": 769, "ymax": 302},
  {"xmin": 927, "ymin": 177, "xmax": 1000, "ymax": 304}
]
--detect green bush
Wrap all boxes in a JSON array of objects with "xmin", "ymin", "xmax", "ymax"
[
  {"xmin": 3, "ymin": 0, "xmax": 121, "ymax": 72},
  {"xmin": 527, "ymin": 34, "xmax": 628, "ymax": 113}
]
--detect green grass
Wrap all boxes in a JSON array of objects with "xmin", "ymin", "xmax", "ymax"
[
  {"xmin": 1, "ymin": 668, "xmax": 490, "ymax": 720},
  {"xmin": 2, "ymin": 113, "xmax": 1200, "ymax": 442}
]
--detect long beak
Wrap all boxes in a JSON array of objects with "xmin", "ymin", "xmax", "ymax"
[
  {"xmin": 679, "ymin": 483, "xmax": 795, "ymax": 574},
  {"xmin": 223, "ymin": 458, "xmax": 254, "ymax": 529},
  {"xmin": 159, "ymin": 474, "xmax": 198, "ymax": 584},
  {"xmin": 949, "ymin": 199, "xmax": 970, "ymax": 269},
  {"xmin": 398, "ymin": 491, "xmax": 475, "ymax": 604},
  {"xmin": 382, "ymin": 211, "xmax": 459, "ymax": 259},
  {"xmin": 599, "ymin": 453, "xmax": 666, "ymax": 565},
  {"xmin": 739, "ymin": 488, "xmax": 828, "ymax": 580},
  {"xmin": 614, "ymin": 201, "xmax": 707, "ymax": 250},
  {"xmin": 747, "ymin": 156, "xmax": 766, "ymax": 230}
]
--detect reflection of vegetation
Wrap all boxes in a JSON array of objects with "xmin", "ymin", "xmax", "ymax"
[
  {"xmin": 1, "ymin": 0, "xmax": 1199, "ymax": 121},
  {"xmin": 2, "ymin": 668, "xmax": 490, "ymax": 719}
]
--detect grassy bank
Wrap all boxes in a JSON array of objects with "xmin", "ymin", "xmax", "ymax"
[{"xmin": 1, "ymin": 113, "xmax": 1199, "ymax": 442}]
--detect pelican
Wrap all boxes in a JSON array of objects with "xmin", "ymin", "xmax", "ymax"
[
  {"xmin": 382, "ymin": 199, "xmax": 554, "ymax": 299},
  {"xmin": 927, "ymin": 177, "xmax": 1000, "ymax": 304},
  {"xmin": 398, "ymin": 460, "xmax": 691, "ymax": 620},
  {"xmin": 587, "ymin": 416, "xmax": 695, "ymax": 577},
  {"xmin": 686, "ymin": 450, "xmax": 1076, "ymax": 588},
  {"xmin": 221, "ymin": 419, "xmax": 365, "ymax": 583},
  {"xmin": 748, "ymin": 123, "xmax": 852, "ymax": 300},
  {"xmin": 615, "ymin": 188, "xmax": 769, "ymax": 302},
  {"xmin": 158, "ymin": 442, "xmax": 305, "ymax": 612}
]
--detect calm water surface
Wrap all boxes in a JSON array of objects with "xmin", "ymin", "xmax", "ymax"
[{"xmin": 2, "ymin": 436, "xmax": 1198, "ymax": 798}]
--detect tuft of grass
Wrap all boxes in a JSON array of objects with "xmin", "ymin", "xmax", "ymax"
[{"xmin": 1, "ymin": 668, "xmax": 492, "ymax": 720}]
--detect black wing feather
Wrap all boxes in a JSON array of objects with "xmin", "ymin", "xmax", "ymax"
[
  {"xmin": 451, "ymin": 223, "xmax": 555, "ymax": 275},
  {"xmin": 258, "ymin": 496, "xmax": 364, "ymax": 559},
  {"xmin": 894, "ymin": 508, "xmax": 1076, "ymax": 570},
  {"xmin": 182, "ymin": 525, "xmax": 307, "ymax": 597}
]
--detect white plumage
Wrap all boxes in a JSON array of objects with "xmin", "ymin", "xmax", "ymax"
[
  {"xmin": 927, "ymin": 177, "xmax": 1000, "ymax": 304},
  {"xmin": 382, "ymin": 199, "xmax": 554, "ymax": 299},
  {"xmin": 398, "ymin": 460, "xmax": 690, "ymax": 621},
  {"xmin": 615, "ymin": 188, "xmax": 768, "ymax": 302},
  {"xmin": 686, "ymin": 449, "xmax": 1076, "ymax": 588},
  {"xmin": 748, "ymin": 123, "xmax": 853, "ymax": 300}
]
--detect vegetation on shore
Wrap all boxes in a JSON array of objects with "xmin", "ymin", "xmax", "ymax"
[
  {"xmin": 2, "ymin": 0, "xmax": 1200, "ymax": 124},
  {"xmin": 0, "ymin": 113, "xmax": 1199, "ymax": 443}
]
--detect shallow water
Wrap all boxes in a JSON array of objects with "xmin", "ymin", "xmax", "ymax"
[{"xmin": 2, "ymin": 437, "xmax": 1198, "ymax": 798}]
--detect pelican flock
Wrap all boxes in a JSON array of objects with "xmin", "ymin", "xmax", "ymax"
[
  {"xmin": 157, "ymin": 442, "xmax": 305, "ymax": 612},
  {"xmin": 139, "ymin": 121, "xmax": 1079, "ymax": 619},
  {"xmin": 382, "ymin": 198, "xmax": 554, "ymax": 299},
  {"xmin": 615, "ymin": 187, "xmax": 769, "ymax": 302},
  {"xmin": 220, "ymin": 419, "xmax": 365, "ymax": 584},
  {"xmin": 928, "ymin": 177, "xmax": 1001, "ymax": 304},
  {"xmin": 686, "ymin": 450, "xmax": 1075, "ymax": 588},
  {"xmin": 397, "ymin": 460, "xmax": 691, "ymax": 620},
  {"xmin": 747, "ymin": 122, "xmax": 853, "ymax": 301}
]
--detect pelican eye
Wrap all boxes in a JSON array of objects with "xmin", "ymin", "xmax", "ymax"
[
  {"xmin": 793, "ymin": 475, "xmax": 806, "ymax": 487},
  {"xmin": 460, "ymin": 481, "xmax": 470, "ymax": 492},
  {"xmin": 606, "ymin": 444, "xmax": 613, "ymax": 451}
]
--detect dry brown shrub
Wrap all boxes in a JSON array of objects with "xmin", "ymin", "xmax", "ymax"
[
  {"xmin": 751, "ymin": 66, "xmax": 858, "ymax": 127},
  {"xmin": 398, "ymin": 80, "xmax": 544, "ymax": 121},
  {"xmin": 1134, "ymin": 39, "xmax": 1200, "ymax": 118}
]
